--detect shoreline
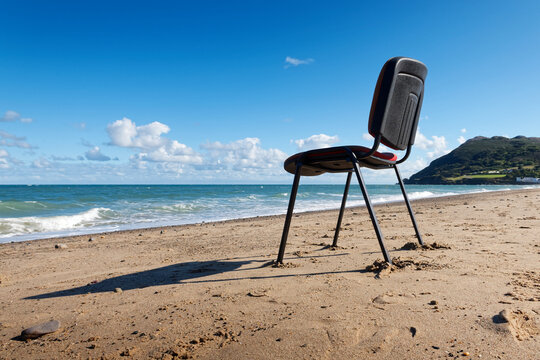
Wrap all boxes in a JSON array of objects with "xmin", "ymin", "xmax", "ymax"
[
  {"xmin": 1, "ymin": 188, "xmax": 539, "ymax": 359},
  {"xmin": 2, "ymin": 185, "xmax": 538, "ymax": 244}
]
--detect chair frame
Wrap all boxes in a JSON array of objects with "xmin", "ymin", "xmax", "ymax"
[{"xmin": 276, "ymin": 57, "xmax": 427, "ymax": 265}]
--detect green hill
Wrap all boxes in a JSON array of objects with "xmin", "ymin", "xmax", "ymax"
[{"xmin": 404, "ymin": 136, "xmax": 540, "ymax": 184}]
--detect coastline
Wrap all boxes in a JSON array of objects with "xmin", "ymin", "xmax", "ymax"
[
  {"xmin": 1, "ymin": 188, "xmax": 539, "ymax": 359},
  {"xmin": 2, "ymin": 184, "xmax": 538, "ymax": 244}
]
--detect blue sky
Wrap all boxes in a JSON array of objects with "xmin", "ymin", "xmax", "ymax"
[{"xmin": 1, "ymin": 0, "xmax": 539, "ymax": 184}]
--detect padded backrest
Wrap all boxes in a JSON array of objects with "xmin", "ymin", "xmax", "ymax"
[{"xmin": 368, "ymin": 57, "xmax": 427, "ymax": 150}]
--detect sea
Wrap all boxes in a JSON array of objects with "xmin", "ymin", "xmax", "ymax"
[{"xmin": 0, "ymin": 184, "xmax": 537, "ymax": 243}]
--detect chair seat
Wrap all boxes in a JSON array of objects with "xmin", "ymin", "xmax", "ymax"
[{"xmin": 284, "ymin": 145, "xmax": 397, "ymax": 176}]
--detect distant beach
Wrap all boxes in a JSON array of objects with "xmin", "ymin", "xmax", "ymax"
[{"xmin": 1, "ymin": 184, "xmax": 538, "ymax": 243}]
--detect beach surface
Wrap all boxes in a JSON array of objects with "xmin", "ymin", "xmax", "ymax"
[{"xmin": 1, "ymin": 188, "xmax": 539, "ymax": 359}]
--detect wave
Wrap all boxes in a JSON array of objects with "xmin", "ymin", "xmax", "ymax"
[
  {"xmin": 0, "ymin": 200, "xmax": 50, "ymax": 215},
  {"xmin": 159, "ymin": 202, "xmax": 206, "ymax": 213},
  {"xmin": 0, "ymin": 207, "xmax": 114, "ymax": 238}
]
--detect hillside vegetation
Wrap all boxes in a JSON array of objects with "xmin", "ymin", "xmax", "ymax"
[{"xmin": 404, "ymin": 136, "xmax": 540, "ymax": 184}]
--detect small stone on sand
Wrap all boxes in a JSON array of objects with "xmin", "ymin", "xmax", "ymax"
[
  {"xmin": 55, "ymin": 244, "xmax": 67, "ymax": 249},
  {"xmin": 21, "ymin": 320, "xmax": 61, "ymax": 339},
  {"xmin": 114, "ymin": 288, "xmax": 123, "ymax": 293},
  {"xmin": 247, "ymin": 290, "xmax": 266, "ymax": 297}
]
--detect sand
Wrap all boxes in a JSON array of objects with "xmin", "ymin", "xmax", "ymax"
[{"xmin": 0, "ymin": 188, "xmax": 539, "ymax": 359}]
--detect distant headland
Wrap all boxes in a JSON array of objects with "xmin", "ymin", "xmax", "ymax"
[{"xmin": 404, "ymin": 136, "xmax": 540, "ymax": 185}]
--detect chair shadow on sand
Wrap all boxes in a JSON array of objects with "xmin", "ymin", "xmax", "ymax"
[{"xmin": 24, "ymin": 252, "xmax": 351, "ymax": 300}]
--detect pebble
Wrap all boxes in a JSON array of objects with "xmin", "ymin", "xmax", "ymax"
[
  {"xmin": 21, "ymin": 320, "xmax": 61, "ymax": 339},
  {"xmin": 429, "ymin": 300, "xmax": 438, "ymax": 305},
  {"xmin": 114, "ymin": 288, "xmax": 123, "ymax": 293},
  {"xmin": 55, "ymin": 244, "xmax": 67, "ymax": 249},
  {"xmin": 120, "ymin": 348, "xmax": 135, "ymax": 356},
  {"xmin": 88, "ymin": 237, "xmax": 94, "ymax": 242}
]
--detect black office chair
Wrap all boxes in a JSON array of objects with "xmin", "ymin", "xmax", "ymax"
[{"xmin": 276, "ymin": 57, "xmax": 428, "ymax": 265}]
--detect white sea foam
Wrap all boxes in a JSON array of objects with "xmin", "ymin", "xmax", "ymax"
[{"xmin": 0, "ymin": 207, "xmax": 112, "ymax": 238}]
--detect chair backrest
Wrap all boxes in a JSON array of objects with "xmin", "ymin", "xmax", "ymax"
[{"xmin": 368, "ymin": 57, "xmax": 427, "ymax": 151}]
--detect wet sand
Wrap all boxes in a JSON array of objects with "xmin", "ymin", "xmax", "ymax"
[{"xmin": 0, "ymin": 188, "xmax": 539, "ymax": 359}]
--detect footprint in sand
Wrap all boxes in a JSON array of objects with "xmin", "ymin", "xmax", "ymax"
[
  {"xmin": 372, "ymin": 293, "xmax": 401, "ymax": 305},
  {"xmin": 509, "ymin": 271, "xmax": 540, "ymax": 301},
  {"xmin": 325, "ymin": 325, "xmax": 407, "ymax": 356},
  {"xmin": 493, "ymin": 309, "xmax": 540, "ymax": 341}
]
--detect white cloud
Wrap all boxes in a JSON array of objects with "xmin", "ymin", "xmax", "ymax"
[
  {"xmin": 85, "ymin": 146, "xmax": 111, "ymax": 161},
  {"xmin": 461, "ymin": 128, "xmax": 467, "ymax": 133},
  {"xmin": 414, "ymin": 130, "xmax": 449, "ymax": 158},
  {"xmin": 107, "ymin": 117, "xmax": 202, "ymax": 165},
  {"xmin": 51, "ymin": 155, "xmax": 78, "ymax": 161},
  {"xmin": 1, "ymin": 110, "xmax": 32, "ymax": 123},
  {"xmin": 427, "ymin": 135, "xmax": 449, "ymax": 158},
  {"xmin": 294, "ymin": 134, "xmax": 340, "ymax": 151},
  {"xmin": 401, "ymin": 158, "xmax": 428, "ymax": 176},
  {"xmin": 378, "ymin": 144, "xmax": 391, "ymax": 152},
  {"xmin": 201, "ymin": 137, "xmax": 287, "ymax": 171},
  {"xmin": 135, "ymin": 140, "xmax": 203, "ymax": 164},
  {"xmin": 0, "ymin": 149, "xmax": 25, "ymax": 169},
  {"xmin": 0, "ymin": 149, "xmax": 8, "ymax": 168},
  {"xmin": 0, "ymin": 130, "xmax": 24, "ymax": 141},
  {"xmin": 1, "ymin": 110, "xmax": 20, "ymax": 122},
  {"xmin": 362, "ymin": 133, "xmax": 373, "ymax": 141},
  {"xmin": 0, "ymin": 130, "xmax": 36, "ymax": 149},
  {"xmin": 284, "ymin": 56, "xmax": 314, "ymax": 68},
  {"xmin": 31, "ymin": 158, "xmax": 51, "ymax": 169},
  {"xmin": 107, "ymin": 117, "xmax": 169, "ymax": 148},
  {"xmin": 457, "ymin": 136, "xmax": 466, "ymax": 144}
]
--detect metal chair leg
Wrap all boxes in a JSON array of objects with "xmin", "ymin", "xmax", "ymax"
[
  {"xmin": 352, "ymin": 163, "xmax": 392, "ymax": 264},
  {"xmin": 332, "ymin": 171, "xmax": 352, "ymax": 247},
  {"xmin": 394, "ymin": 166, "xmax": 424, "ymax": 245},
  {"xmin": 277, "ymin": 162, "xmax": 303, "ymax": 264}
]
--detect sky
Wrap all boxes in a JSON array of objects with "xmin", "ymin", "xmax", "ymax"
[{"xmin": 1, "ymin": 0, "xmax": 539, "ymax": 184}]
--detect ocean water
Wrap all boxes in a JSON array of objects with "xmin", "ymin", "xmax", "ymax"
[{"xmin": 0, "ymin": 184, "xmax": 536, "ymax": 243}]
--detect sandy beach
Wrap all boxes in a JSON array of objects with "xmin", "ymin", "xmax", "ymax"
[{"xmin": 0, "ymin": 188, "xmax": 538, "ymax": 359}]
